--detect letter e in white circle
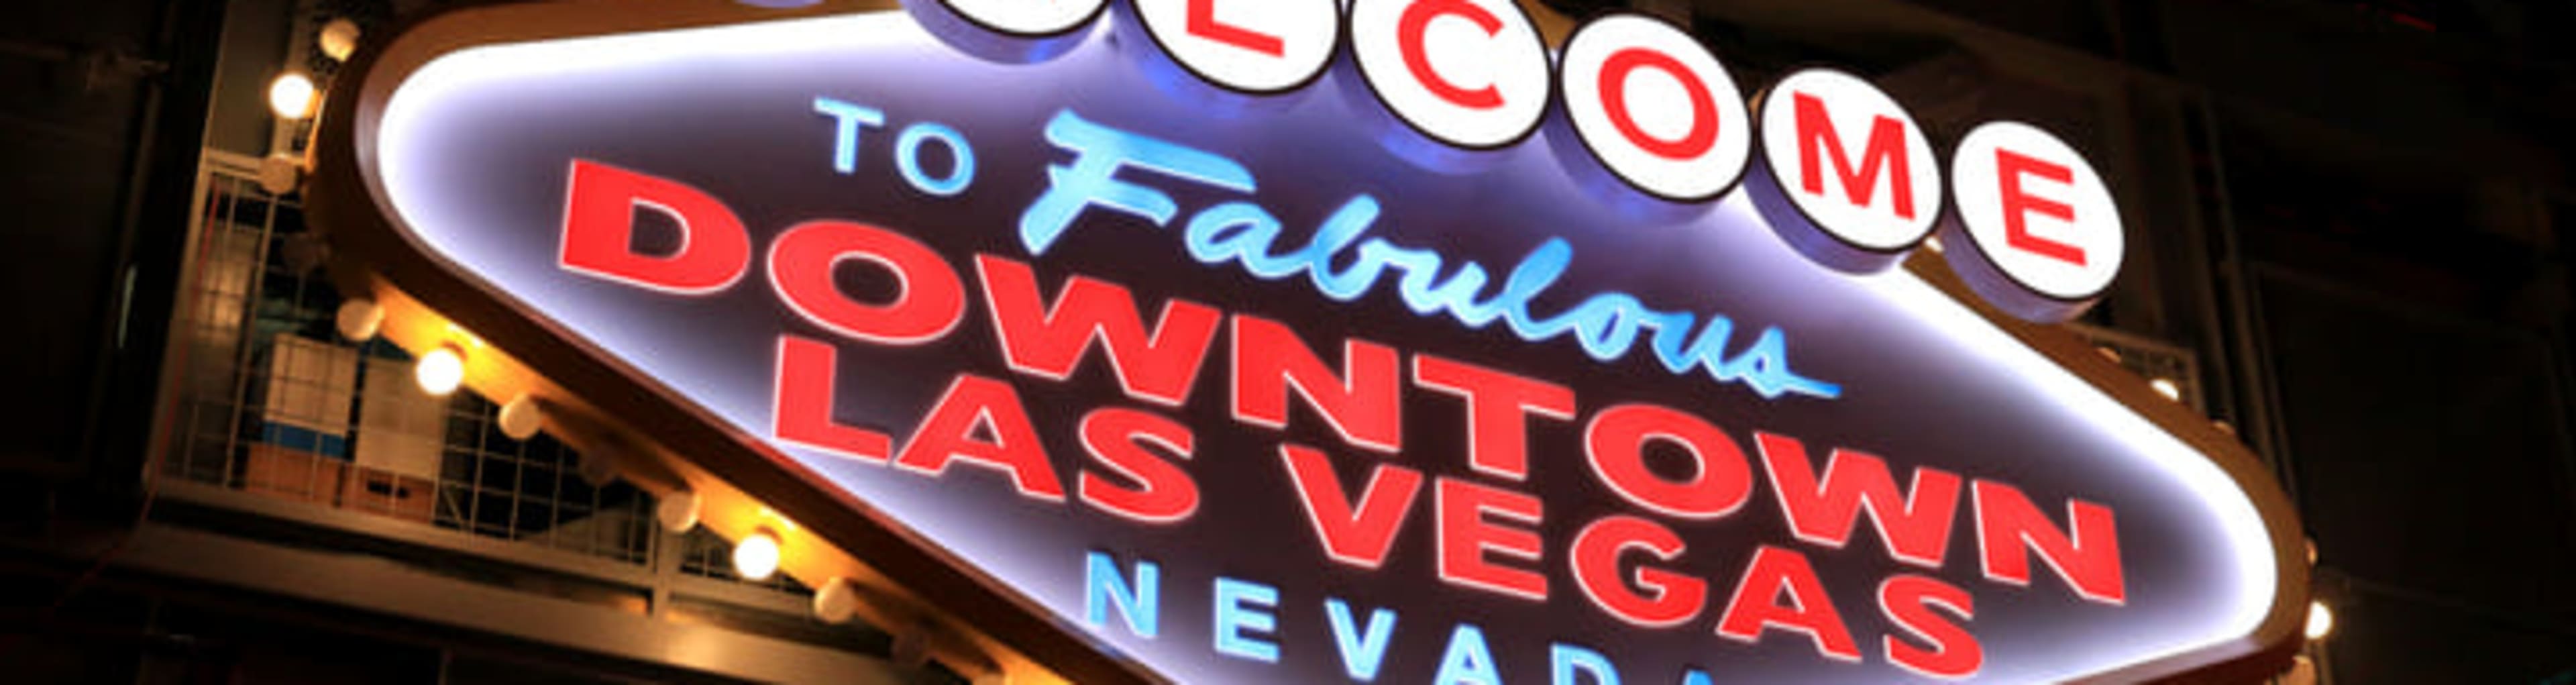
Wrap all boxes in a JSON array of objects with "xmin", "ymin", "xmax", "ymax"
[{"xmin": 1943, "ymin": 121, "xmax": 2124, "ymax": 321}]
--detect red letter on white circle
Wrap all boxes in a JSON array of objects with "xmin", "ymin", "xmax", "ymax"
[
  {"xmin": 1559, "ymin": 14, "xmax": 1753, "ymax": 202},
  {"xmin": 1748, "ymin": 68, "xmax": 1941, "ymax": 272},
  {"xmin": 1131, "ymin": 0, "xmax": 1338, "ymax": 93},
  {"xmin": 1349, "ymin": 0, "xmax": 1549, "ymax": 149},
  {"xmin": 1941, "ymin": 121, "xmax": 2124, "ymax": 321}
]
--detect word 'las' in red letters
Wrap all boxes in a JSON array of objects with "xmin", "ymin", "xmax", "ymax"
[
  {"xmin": 1794, "ymin": 93, "xmax": 1917, "ymax": 220},
  {"xmin": 1187, "ymin": 0, "xmax": 1283, "ymax": 56},
  {"xmin": 892, "ymin": 374, "xmax": 1066, "ymax": 502},
  {"xmin": 778, "ymin": 344, "xmax": 1199, "ymax": 519},
  {"xmin": 559, "ymin": 159, "xmax": 750, "ymax": 293},
  {"xmin": 1399, "ymin": 0, "xmax": 1505, "ymax": 109},
  {"xmin": 1996, "ymin": 149, "xmax": 2088, "ymax": 266}
]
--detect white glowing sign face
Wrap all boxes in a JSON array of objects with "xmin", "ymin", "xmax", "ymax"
[
  {"xmin": 321, "ymin": 5, "xmax": 2303, "ymax": 684},
  {"xmin": 1943, "ymin": 121, "xmax": 2126, "ymax": 321},
  {"xmin": 1753, "ymin": 68, "xmax": 1945, "ymax": 272},
  {"xmin": 1558, "ymin": 15, "xmax": 1754, "ymax": 202},
  {"xmin": 1129, "ymin": 0, "xmax": 1338, "ymax": 93},
  {"xmin": 1348, "ymin": 0, "xmax": 1551, "ymax": 150}
]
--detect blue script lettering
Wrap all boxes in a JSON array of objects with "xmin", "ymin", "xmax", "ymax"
[{"xmin": 1019, "ymin": 110, "xmax": 1840, "ymax": 401}]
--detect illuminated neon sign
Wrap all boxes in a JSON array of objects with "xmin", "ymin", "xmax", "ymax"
[{"xmin": 309, "ymin": 1, "xmax": 2308, "ymax": 682}]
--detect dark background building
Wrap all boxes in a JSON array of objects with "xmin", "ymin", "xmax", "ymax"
[{"xmin": 3, "ymin": 0, "xmax": 2570, "ymax": 682}]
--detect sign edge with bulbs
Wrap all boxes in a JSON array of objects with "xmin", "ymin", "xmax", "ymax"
[{"xmin": 298, "ymin": 1, "xmax": 2312, "ymax": 684}]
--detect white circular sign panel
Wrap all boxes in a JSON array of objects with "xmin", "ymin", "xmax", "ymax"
[
  {"xmin": 1559, "ymin": 15, "xmax": 1753, "ymax": 201},
  {"xmin": 1133, "ymin": 0, "xmax": 1338, "ymax": 93},
  {"xmin": 1948, "ymin": 121, "xmax": 2124, "ymax": 303},
  {"xmin": 1349, "ymin": 0, "xmax": 1550, "ymax": 150},
  {"xmin": 935, "ymin": 0, "xmax": 1106, "ymax": 36},
  {"xmin": 1756, "ymin": 68, "xmax": 1943, "ymax": 252}
]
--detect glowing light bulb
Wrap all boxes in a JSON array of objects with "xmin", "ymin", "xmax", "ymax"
[
  {"xmin": 657, "ymin": 490, "xmax": 702, "ymax": 533},
  {"xmin": 415, "ymin": 346, "xmax": 464, "ymax": 396},
  {"xmin": 268, "ymin": 72, "xmax": 317, "ymax": 119},
  {"xmin": 2304, "ymin": 600, "xmax": 2334, "ymax": 640},
  {"xmin": 497, "ymin": 394, "xmax": 543, "ymax": 439},
  {"xmin": 813, "ymin": 578, "xmax": 859, "ymax": 623},
  {"xmin": 258, "ymin": 152, "xmax": 303, "ymax": 195},
  {"xmin": 319, "ymin": 19, "xmax": 362, "ymax": 61},
  {"xmin": 733, "ymin": 530, "xmax": 782, "ymax": 581},
  {"xmin": 2150, "ymin": 377, "xmax": 2182, "ymax": 401},
  {"xmin": 335, "ymin": 299, "xmax": 382, "ymax": 341}
]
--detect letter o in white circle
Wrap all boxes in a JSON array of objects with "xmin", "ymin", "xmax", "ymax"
[
  {"xmin": 1349, "ymin": 0, "xmax": 1550, "ymax": 150},
  {"xmin": 1559, "ymin": 14, "xmax": 1752, "ymax": 202}
]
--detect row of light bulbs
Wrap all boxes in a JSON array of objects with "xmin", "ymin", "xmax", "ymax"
[
  {"xmin": 1948, "ymin": 223, "xmax": 2341, "ymax": 651},
  {"xmin": 265, "ymin": 19, "xmax": 360, "ymax": 121},
  {"xmin": 345, "ymin": 301, "xmax": 765, "ymax": 570},
  {"xmin": 2096, "ymin": 332, "xmax": 2336, "ymax": 662},
  {"xmin": 337, "ymin": 297, "xmax": 841, "ymax": 621},
  {"xmin": 2087, "ymin": 350, "xmax": 2335, "ymax": 644},
  {"xmin": 1930, "ymin": 238, "xmax": 2192, "ymax": 407},
  {"xmin": 281, "ymin": 17, "xmax": 808, "ymax": 596}
]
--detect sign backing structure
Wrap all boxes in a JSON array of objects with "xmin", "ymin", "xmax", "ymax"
[{"xmin": 307, "ymin": 1, "xmax": 2310, "ymax": 682}]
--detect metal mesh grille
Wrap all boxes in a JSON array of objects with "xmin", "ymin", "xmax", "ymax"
[
  {"xmin": 161, "ymin": 154, "xmax": 790, "ymax": 590},
  {"xmin": 2070, "ymin": 323, "xmax": 2204, "ymax": 412},
  {"xmin": 680, "ymin": 528, "xmax": 816, "ymax": 596}
]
